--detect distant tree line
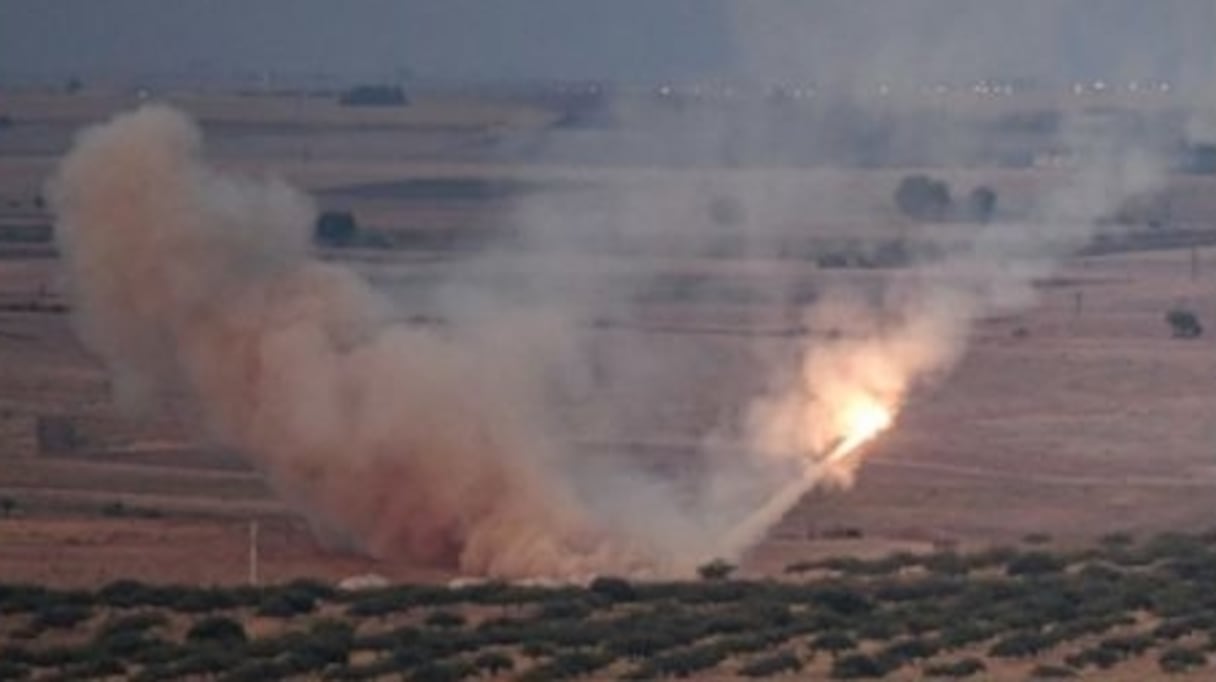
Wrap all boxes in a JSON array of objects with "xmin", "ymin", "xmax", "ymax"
[{"xmin": 314, "ymin": 210, "xmax": 359, "ymax": 247}]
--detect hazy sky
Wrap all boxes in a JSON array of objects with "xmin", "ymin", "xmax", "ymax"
[{"xmin": 1, "ymin": 0, "xmax": 1213, "ymax": 86}]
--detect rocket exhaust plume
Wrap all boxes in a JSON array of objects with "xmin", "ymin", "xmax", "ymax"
[
  {"xmin": 720, "ymin": 394, "xmax": 893, "ymax": 558},
  {"xmin": 49, "ymin": 106, "xmax": 653, "ymax": 579}
]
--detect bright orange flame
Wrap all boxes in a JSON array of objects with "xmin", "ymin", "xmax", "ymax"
[
  {"xmin": 822, "ymin": 400, "xmax": 893, "ymax": 466},
  {"xmin": 845, "ymin": 401, "xmax": 893, "ymax": 442}
]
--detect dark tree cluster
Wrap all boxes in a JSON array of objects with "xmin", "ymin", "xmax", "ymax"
[
  {"xmin": 1166, "ymin": 308, "xmax": 1203, "ymax": 339},
  {"xmin": 314, "ymin": 210, "xmax": 359, "ymax": 247},
  {"xmin": 894, "ymin": 174, "xmax": 997, "ymax": 223}
]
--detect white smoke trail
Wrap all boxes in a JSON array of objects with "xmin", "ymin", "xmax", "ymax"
[{"xmin": 731, "ymin": 120, "xmax": 1166, "ymax": 555}]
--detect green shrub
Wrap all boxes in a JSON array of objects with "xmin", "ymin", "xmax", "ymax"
[
  {"xmin": 1153, "ymin": 618, "xmax": 1199, "ymax": 641},
  {"xmin": 389, "ymin": 644, "xmax": 432, "ymax": 668},
  {"xmin": 1076, "ymin": 562, "xmax": 1123, "ymax": 582},
  {"xmin": 855, "ymin": 617, "xmax": 900, "ymax": 641},
  {"xmin": 895, "ymin": 174, "xmax": 952, "ymax": 221},
  {"xmin": 326, "ymin": 658, "xmax": 399, "ymax": 681},
  {"xmin": 811, "ymin": 631, "xmax": 858, "ymax": 655},
  {"xmin": 989, "ymin": 630, "xmax": 1054, "ymax": 658},
  {"xmin": 186, "ymin": 615, "xmax": 247, "ymax": 646},
  {"xmin": 521, "ymin": 641, "xmax": 556, "ymax": 659},
  {"xmin": 33, "ymin": 603, "xmax": 91, "ymax": 629},
  {"xmin": 965, "ymin": 545, "xmax": 1018, "ymax": 570},
  {"xmin": 0, "ymin": 585, "xmax": 48, "ymax": 614},
  {"xmin": 698, "ymin": 559, "xmax": 737, "ymax": 581},
  {"xmin": 1064, "ymin": 646, "xmax": 1120, "ymax": 670},
  {"xmin": 525, "ymin": 650, "xmax": 616, "ymax": 680},
  {"xmin": 1158, "ymin": 646, "xmax": 1207, "ymax": 673},
  {"xmin": 97, "ymin": 580, "xmax": 157, "ymax": 608},
  {"xmin": 537, "ymin": 600, "xmax": 592, "ymax": 620},
  {"xmin": 940, "ymin": 623, "xmax": 996, "ymax": 649},
  {"xmin": 1050, "ymin": 615, "xmax": 1122, "ymax": 642},
  {"xmin": 256, "ymin": 591, "xmax": 316, "ymax": 618},
  {"xmin": 923, "ymin": 657, "xmax": 986, "ymax": 678},
  {"xmin": 876, "ymin": 577, "xmax": 963, "ymax": 602},
  {"xmin": 473, "ymin": 651, "xmax": 514, "ymax": 675},
  {"xmin": 105, "ymin": 632, "xmax": 175, "ymax": 660},
  {"xmin": 923, "ymin": 552, "xmax": 969, "ymax": 576},
  {"xmin": 172, "ymin": 587, "xmax": 240, "ymax": 613},
  {"xmin": 877, "ymin": 636, "xmax": 940, "ymax": 666},
  {"xmin": 0, "ymin": 646, "xmax": 31, "ymax": 667},
  {"xmin": 409, "ymin": 660, "xmax": 477, "ymax": 682},
  {"xmin": 1007, "ymin": 551, "xmax": 1068, "ymax": 576},
  {"xmin": 97, "ymin": 610, "xmax": 167, "ymax": 638},
  {"xmin": 14, "ymin": 644, "xmax": 94, "ymax": 667},
  {"xmin": 716, "ymin": 633, "xmax": 781, "ymax": 656},
  {"xmin": 1166, "ymin": 309, "xmax": 1203, "ymax": 339},
  {"xmin": 831, "ymin": 653, "xmax": 888, "ymax": 679},
  {"xmin": 739, "ymin": 650, "xmax": 802, "ymax": 677},
  {"xmin": 589, "ymin": 576, "xmax": 637, "ymax": 602},
  {"xmin": 315, "ymin": 210, "xmax": 360, "ymax": 247},
  {"xmin": 633, "ymin": 643, "xmax": 727, "ymax": 678},
  {"xmin": 1099, "ymin": 531, "xmax": 1135, "ymax": 548},
  {"xmin": 809, "ymin": 585, "xmax": 873, "ymax": 616},
  {"xmin": 166, "ymin": 648, "xmax": 242, "ymax": 677},
  {"xmin": 281, "ymin": 619, "xmax": 354, "ymax": 671},
  {"xmin": 342, "ymin": 584, "xmax": 480, "ymax": 615},
  {"xmin": 964, "ymin": 186, "xmax": 998, "ymax": 223},
  {"xmin": 670, "ymin": 580, "xmax": 748, "ymax": 604},
  {"xmin": 218, "ymin": 658, "xmax": 293, "ymax": 682},
  {"xmin": 819, "ymin": 557, "xmax": 866, "ymax": 574},
  {"xmin": 607, "ymin": 630, "xmax": 685, "ymax": 659},
  {"xmin": 1097, "ymin": 633, "xmax": 1153, "ymax": 658},
  {"xmin": 71, "ymin": 656, "xmax": 126, "ymax": 678},
  {"xmin": 0, "ymin": 660, "xmax": 28, "ymax": 681},
  {"xmin": 283, "ymin": 578, "xmax": 336, "ymax": 601}
]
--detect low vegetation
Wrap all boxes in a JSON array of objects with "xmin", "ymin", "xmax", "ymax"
[
  {"xmin": 2, "ymin": 532, "xmax": 1216, "ymax": 679},
  {"xmin": 1166, "ymin": 308, "xmax": 1203, "ymax": 339}
]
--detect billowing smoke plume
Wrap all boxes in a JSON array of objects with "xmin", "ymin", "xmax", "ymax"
[{"xmin": 51, "ymin": 106, "xmax": 661, "ymax": 579}]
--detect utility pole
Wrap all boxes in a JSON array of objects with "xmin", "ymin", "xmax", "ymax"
[
  {"xmin": 248, "ymin": 520, "xmax": 260, "ymax": 586},
  {"xmin": 1191, "ymin": 246, "xmax": 1199, "ymax": 282}
]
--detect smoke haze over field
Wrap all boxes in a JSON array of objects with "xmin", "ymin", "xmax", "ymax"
[
  {"xmin": 46, "ymin": 2, "xmax": 1187, "ymax": 577},
  {"xmin": 51, "ymin": 102, "xmax": 1164, "ymax": 577}
]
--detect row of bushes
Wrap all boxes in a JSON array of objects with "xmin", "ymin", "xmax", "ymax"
[{"xmin": 5, "ymin": 532, "xmax": 1216, "ymax": 679}]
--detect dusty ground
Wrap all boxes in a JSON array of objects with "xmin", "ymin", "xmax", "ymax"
[{"xmin": 0, "ymin": 91, "xmax": 1214, "ymax": 597}]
